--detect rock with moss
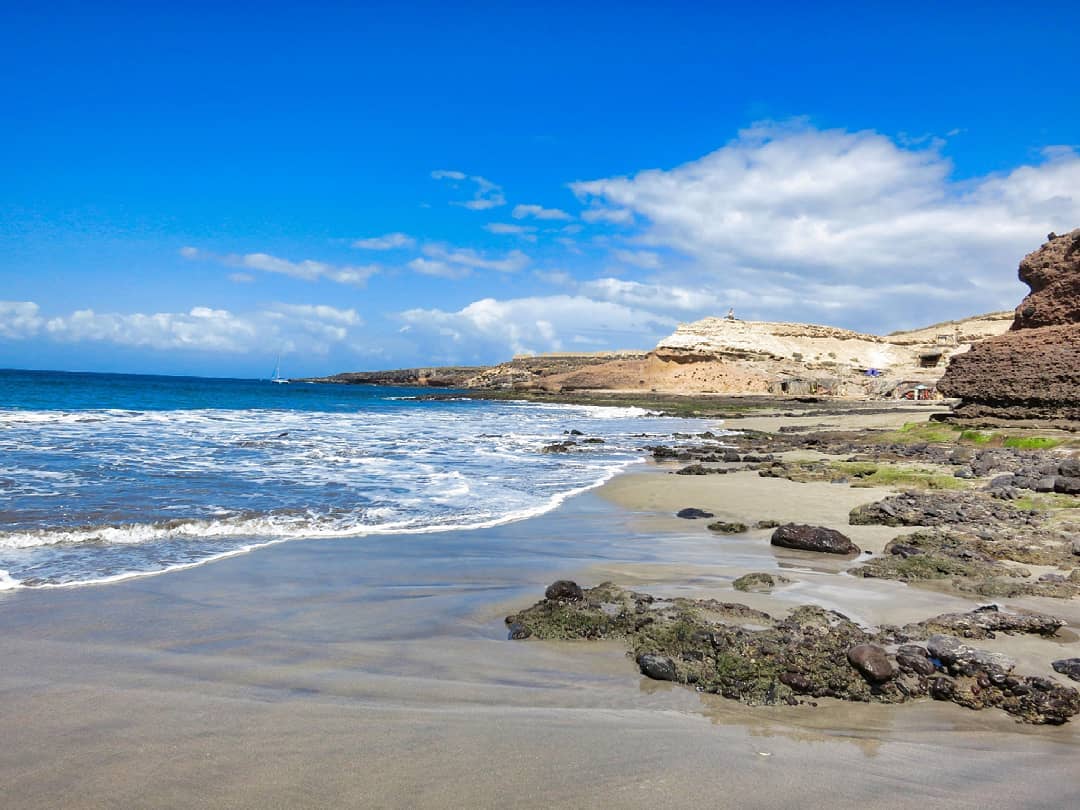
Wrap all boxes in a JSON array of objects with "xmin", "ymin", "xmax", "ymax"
[
  {"xmin": 849, "ymin": 491, "xmax": 1040, "ymax": 528},
  {"xmin": 853, "ymin": 530, "xmax": 1027, "ymax": 583},
  {"xmin": 733, "ymin": 572, "xmax": 790, "ymax": 592},
  {"xmin": 852, "ymin": 529, "xmax": 1080, "ymax": 598},
  {"xmin": 1052, "ymin": 658, "xmax": 1080, "ymax": 682},
  {"xmin": 900, "ymin": 604, "xmax": 1065, "ymax": 640},
  {"xmin": 505, "ymin": 581, "xmax": 1080, "ymax": 724},
  {"xmin": 708, "ymin": 520, "xmax": 749, "ymax": 534}
]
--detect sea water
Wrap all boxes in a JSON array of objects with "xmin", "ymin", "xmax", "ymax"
[{"xmin": 0, "ymin": 369, "xmax": 718, "ymax": 588}]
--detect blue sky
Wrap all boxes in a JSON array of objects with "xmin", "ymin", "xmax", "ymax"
[{"xmin": 2, "ymin": 1, "xmax": 1078, "ymax": 377}]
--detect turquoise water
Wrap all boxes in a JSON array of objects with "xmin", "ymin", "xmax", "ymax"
[{"xmin": 0, "ymin": 369, "xmax": 717, "ymax": 588}]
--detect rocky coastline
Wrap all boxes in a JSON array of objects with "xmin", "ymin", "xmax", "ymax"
[{"xmin": 506, "ymin": 407, "xmax": 1080, "ymax": 726}]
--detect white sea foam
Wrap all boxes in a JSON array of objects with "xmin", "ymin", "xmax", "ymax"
[
  {"xmin": 0, "ymin": 569, "xmax": 20, "ymax": 590},
  {"xmin": 0, "ymin": 398, "xmax": 717, "ymax": 588}
]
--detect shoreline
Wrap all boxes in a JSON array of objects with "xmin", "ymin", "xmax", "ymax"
[{"xmin": 2, "ymin": 402, "xmax": 1078, "ymax": 807}]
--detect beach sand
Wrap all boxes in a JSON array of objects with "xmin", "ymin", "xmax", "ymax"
[{"xmin": 2, "ymin": 408, "xmax": 1079, "ymax": 808}]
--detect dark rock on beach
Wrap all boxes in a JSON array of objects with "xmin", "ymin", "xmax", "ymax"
[
  {"xmin": 637, "ymin": 653, "xmax": 677, "ymax": 681},
  {"xmin": 847, "ymin": 644, "xmax": 895, "ymax": 683},
  {"xmin": 904, "ymin": 604, "xmax": 1065, "ymax": 640},
  {"xmin": 708, "ymin": 520, "xmax": 748, "ymax": 534},
  {"xmin": 849, "ymin": 491, "xmax": 1035, "ymax": 529},
  {"xmin": 1052, "ymin": 659, "xmax": 1080, "ymax": 682},
  {"xmin": 895, "ymin": 645, "xmax": 937, "ymax": 676},
  {"xmin": 504, "ymin": 582, "xmax": 1080, "ymax": 724},
  {"xmin": 771, "ymin": 523, "xmax": 859, "ymax": 555},
  {"xmin": 677, "ymin": 507, "xmax": 715, "ymax": 519},
  {"xmin": 675, "ymin": 463, "xmax": 726, "ymax": 475}
]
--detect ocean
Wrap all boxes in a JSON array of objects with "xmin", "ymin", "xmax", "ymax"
[{"xmin": 0, "ymin": 369, "xmax": 715, "ymax": 589}]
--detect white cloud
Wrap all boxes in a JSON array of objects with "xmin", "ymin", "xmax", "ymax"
[
  {"xmin": 484, "ymin": 223, "xmax": 538, "ymax": 241},
  {"xmin": 431, "ymin": 170, "xmax": 506, "ymax": 210},
  {"xmin": 181, "ymin": 247, "xmax": 379, "ymax": 287},
  {"xmin": 398, "ymin": 295, "xmax": 675, "ymax": 359},
  {"xmin": 408, "ymin": 257, "xmax": 471, "ymax": 280},
  {"xmin": 419, "ymin": 243, "xmax": 530, "ymax": 274},
  {"xmin": 269, "ymin": 303, "xmax": 362, "ymax": 326},
  {"xmin": 512, "ymin": 203, "xmax": 572, "ymax": 221},
  {"xmin": 611, "ymin": 248, "xmax": 663, "ymax": 269},
  {"xmin": 45, "ymin": 307, "xmax": 260, "ymax": 352},
  {"xmin": 351, "ymin": 232, "xmax": 415, "ymax": 250},
  {"xmin": 0, "ymin": 301, "xmax": 43, "ymax": 339},
  {"xmin": 9, "ymin": 302, "xmax": 364, "ymax": 356},
  {"xmin": 533, "ymin": 269, "xmax": 573, "ymax": 285},
  {"xmin": 228, "ymin": 272, "xmax": 256, "ymax": 283},
  {"xmin": 571, "ymin": 121, "xmax": 1080, "ymax": 329},
  {"xmin": 580, "ymin": 207, "xmax": 635, "ymax": 225},
  {"xmin": 577, "ymin": 278, "xmax": 723, "ymax": 313}
]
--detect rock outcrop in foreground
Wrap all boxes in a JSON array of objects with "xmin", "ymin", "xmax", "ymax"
[
  {"xmin": 939, "ymin": 230, "xmax": 1080, "ymax": 421},
  {"xmin": 506, "ymin": 581, "xmax": 1080, "ymax": 724}
]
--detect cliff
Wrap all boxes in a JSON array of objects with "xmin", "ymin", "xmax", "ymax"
[
  {"xmin": 939, "ymin": 229, "xmax": 1080, "ymax": 421},
  {"xmin": 309, "ymin": 312, "xmax": 1012, "ymax": 401}
]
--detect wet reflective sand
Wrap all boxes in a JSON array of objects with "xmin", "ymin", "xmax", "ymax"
[{"xmin": 1, "ymin": 473, "xmax": 1078, "ymax": 809}]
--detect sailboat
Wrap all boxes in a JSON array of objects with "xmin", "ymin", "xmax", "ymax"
[{"xmin": 271, "ymin": 353, "xmax": 289, "ymax": 384}]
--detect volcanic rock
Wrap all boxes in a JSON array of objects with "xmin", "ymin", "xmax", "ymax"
[
  {"xmin": 544, "ymin": 580, "xmax": 584, "ymax": 601},
  {"xmin": 708, "ymin": 521, "xmax": 749, "ymax": 534},
  {"xmin": 1052, "ymin": 659, "xmax": 1080, "ymax": 682},
  {"xmin": 637, "ymin": 653, "xmax": 678, "ymax": 681},
  {"xmin": 939, "ymin": 229, "xmax": 1080, "ymax": 421},
  {"xmin": 771, "ymin": 523, "xmax": 859, "ymax": 555},
  {"xmin": 847, "ymin": 644, "xmax": 896, "ymax": 683},
  {"xmin": 677, "ymin": 508, "xmax": 715, "ymax": 519}
]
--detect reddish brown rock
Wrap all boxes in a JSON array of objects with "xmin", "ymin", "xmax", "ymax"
[
  {"xmin": 1012, "ymin": 230, "xmax": 1080, "ymax": 329},
  {"xmin": 939, "ymin": 230, "xmax": 1080, "ymax": 421}
]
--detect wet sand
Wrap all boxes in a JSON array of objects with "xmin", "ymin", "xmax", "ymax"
[{"xmin": 2, "ymin": 415, "xmax": 1079, "ymax": 808}]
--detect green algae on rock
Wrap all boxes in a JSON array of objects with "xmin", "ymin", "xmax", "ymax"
[
  {"xmin": 505, "ymin": 581, "xmax": 1080, "ymax": 725},
  {"xmin": 733, "ymin": 572, "xmax": 790, "ymax": 592},
  {"xmin": 852, "ymin": 529, "xmax": 1080, "ymax": 599}
]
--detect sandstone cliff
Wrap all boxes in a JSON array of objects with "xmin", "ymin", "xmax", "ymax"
[
  {"xmin": 308, "ymin": 310, "xmax": 1012, "ymax": 399},
  {"xmin": 939, "ymin": 229, "xmax": 1080, "ymax": 421},
  {"xmin": 447, "ymin": 312, "xmax": 1009, "ymax": 398}
]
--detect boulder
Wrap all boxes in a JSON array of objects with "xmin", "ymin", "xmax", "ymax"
[
  {"xmin": 637, "ymin": 653, "xmax": 677, "ymax": 681},
  {"xmin": 676, "ymin": 507, "xmax": 715, "ymax": 519},
  {"xmin": 896, "ymin": 645, "xmax": 937, "ymax": 676},
  {"xmin": 1054, "ymin": 476, "xmax": 1080, "ymax": 495},
  {"xmin": 938, "ymin": 229, "xmax": 1080, "ymax": 421},
  {"xmin": 1059, "ymin": 457, "xmax": 1080, "ymax": 478},
  {"xmin": 847, "ymin": 644, "xmax": 896, "ymax": 683},
  {"xmin": 771, "ymin": 523, "xmax": 859, "ymax": 555}
]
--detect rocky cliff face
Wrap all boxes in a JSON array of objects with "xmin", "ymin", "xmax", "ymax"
[
  {"xmin": 1012, "ymin": 230, "xmax": 1080, "ymax": 329},
  {"xmin": 939, "ymin": 229, "xmax": 1080, "ymax": 421}
]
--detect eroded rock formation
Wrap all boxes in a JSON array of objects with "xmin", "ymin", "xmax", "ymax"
[{"xmin": 939, "ymin": 229, "xmax": 1080, "ymax": 421}]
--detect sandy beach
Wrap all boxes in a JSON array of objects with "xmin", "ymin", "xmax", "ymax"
[{"xmin": 2, "ymin": 404, "xmax": 1078, "ymax": 809}]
